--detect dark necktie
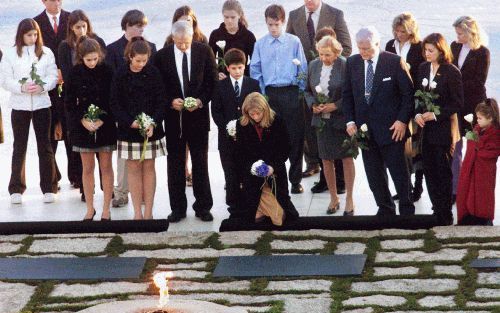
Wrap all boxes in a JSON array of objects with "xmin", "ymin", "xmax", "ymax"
[
  {"xmin": 307, "ymin": 11, "xmax": 315, "ymax": 46},
  {"xmin": 234, "ymin": 80, "xmax": 240, "ymax": 98},
  {"xmin": 365, "ymin": 59, "xmax": 374, "ymax": 103},
  {"xmin": 182, "ymin": 52, "xmax": 189, "ymax": 97}
]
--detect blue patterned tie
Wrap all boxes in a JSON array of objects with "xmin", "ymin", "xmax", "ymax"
[
  {"xmin": 234, "ymin": 80, "xmax": 240, "ymax": 98},
  {"xmin": 365, "ymin": 59, "xmax": 374, "ymax": 103}
]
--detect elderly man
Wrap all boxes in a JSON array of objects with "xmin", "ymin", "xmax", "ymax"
[
  {"xmin": 286, "ymin": 0, "xmax": 352, "ymax": 193},
  {"xmin": 154, "ymin": 21, "xmax": 217, "ymax": 223},
  {"xmin": 343, "ymin": 26, "xmax": 415, "ymax": 216}
]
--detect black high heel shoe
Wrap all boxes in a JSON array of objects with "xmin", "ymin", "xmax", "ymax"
[
  {"xmin": 100, "ymin": 214, "xmax": 111, "ymax": 221},
  {"xmin": 83, "ymin": 209, "xmax": 96, "ymax": 221},
  {"xmin": 326, "ymin": 200, "xmax": 340, "ymax": 215}
]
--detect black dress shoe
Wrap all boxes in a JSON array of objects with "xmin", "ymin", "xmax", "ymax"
[
  {"xmin": 167, "ymin": 213, "xmax": 186, "ymax": 223},
  {"xmin": 376, "ymin": 208, "xmax": 396, "ymax": 216},
  {"xmin": 302, "ymin": 164, "xmax": 320, "ymax": 177},
  {"xmin": 195, "ymin": 211, "xmax": 214, "ymax": 222},
  {"xmin": 311, "ymin": 181, "xmax": 328, "ymax": 193},
  {"xmin": 343, "ymin": 210, "xmax": 354, "ymax": 216},
  {"xmin": 291, "ymin": 183, "xmax": 304, "ymax": 194}
]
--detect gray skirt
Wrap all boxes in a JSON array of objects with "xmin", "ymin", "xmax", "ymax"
[
  {"xmin": 317, "ymin": 118, "xmax": 350, "ymax": 160},
  {"xmin": 73, "ymin": 145, "xmax": 116, "ymax": 153}
]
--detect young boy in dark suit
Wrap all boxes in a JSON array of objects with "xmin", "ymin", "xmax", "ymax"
[{"xmin": 211, "ymin": 48, "xmax": 260, "ymax": 218}]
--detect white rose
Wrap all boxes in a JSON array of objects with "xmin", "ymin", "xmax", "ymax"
[
  {"xmin": 292, "ymin": 58, "xmax": 301, "ymax": 66},
  {"xmin": 226, "ymin": 119, "xmax": 237, "ymax": 138},
  {"xmin": 422, "ymin": 78, "xmax": 429, "ymax": 87},
  {"xmin": 216, "ymin": 40, "xmax": 226, "ymax": 50},
  {"xmin": 315, "ymin": 85, "xmax": 323, "ymax": 93},
  {"xmin": 360, "ymin": 124, "xmax": 368, "ymax": 132},
  {"xmin": 406, "ymin": 62, "xmax": 411, "ymax": 70},
  {"xmin": 429, "ymin": 81, "xmax": 437, "ymax": 89},
  {"xmin": 464, "ymin": 113, "xmax": 474, "ymax": 124}
]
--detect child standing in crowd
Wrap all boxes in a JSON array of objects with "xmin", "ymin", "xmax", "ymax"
[
  {"xmin": 250, "ymin": 4, "xmax": 307, "ymax": 195},
  {"xmin": 211, "ymin": 48, "xmax": 260, "ymax": 218},
  {"xmin": 65, "ymin": 37, "xmax": 116, "ymax": 221},
  {"xmin": 0, "ymin": 18, "xmax": 58, "ymax": 204},
  {"xmin": 457, "ymin": 99, "xmax": 500, "ymax": 225},
  {"xmin": 209, "ymin": 0, "xmax": 256, "ymax": 79},
  {"xmin": 110, "ymin": 37, "xmax": 166, "ymax": 220}
]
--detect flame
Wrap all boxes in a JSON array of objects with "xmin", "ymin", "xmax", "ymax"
[{"xmin": 153, "ymin": 272, "xmax": 174, "ymax": 308}]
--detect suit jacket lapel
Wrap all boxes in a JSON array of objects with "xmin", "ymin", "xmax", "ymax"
[{"xmin": 296, "ymin": 7, "xmax": 310, "ymax": 53}]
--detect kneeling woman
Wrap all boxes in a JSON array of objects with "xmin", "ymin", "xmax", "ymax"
[{"xmin": 236, "ymin": 92, "xmax": 299, "ymax": 224}]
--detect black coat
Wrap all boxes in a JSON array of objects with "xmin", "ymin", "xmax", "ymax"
[
  {"xmin": 109, "ymin": 63, "xmax": 166, "ymax": 142},
  {"xmin": 34, "ymin": 10, "xmax": 70, "ymax": 66},
  {"xmin": 65, "ymin": 63, "xmax": 116, "ymax": 148},
  {"xmin": 385, "ymin": 39, "xmax": 425, "ymax": 89},
  {"xmin": 211, "ymin": 76, "xmax": 260, "ymax": 151},
  {"xmin": 154, "ymin": 42, "xmax": 217, "ymax": 138},
  {"xmin": 105, "ymin": 35, "xmax": 157, "ymax": 72},
  {"xmin": 416, "ymin": 62, "xmax": 464, "ymax": 147},
  {"xmin": 208, "ymin": 22, "xmax": 256, "ymax": 76},
  {"xmin": 236, "ymin": 116, "xmax": 300, "ymax": 222},
  {"xmin": 58, "ymin": 36, "xmax": 106, "ymax": 83}
]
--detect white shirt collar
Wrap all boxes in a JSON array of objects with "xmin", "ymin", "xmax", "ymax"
[
  {"xmin": 364, "ymin": 49, "xmax": 380, "ymax": 71},
  {"xmin": 45, "ymin": 10, "xmax": 61, "ymax": 24},
  {"xmin": 394, "ymin": 40, "xmax": 411, "ymax": 60},
  {"xmin": 174, "ymin": 45, "xmax": 191, "ymax": 57},
  {"xmin": 230, "ymin": 75, "xmax": 243, "ymax": 88}
]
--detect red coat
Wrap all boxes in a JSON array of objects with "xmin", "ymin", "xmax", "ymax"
[{"xmin": 457, "ymin": 125, "xmax": 500, "ymax": 223}]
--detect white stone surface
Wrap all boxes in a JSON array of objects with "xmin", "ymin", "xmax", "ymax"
[
  {"xmin": 478, "ymin": 250, "xmax": 500, "ymax": 258},
  {"xmin": 390, "ymin": 311, "xmax": 491, "ymax": 313},
  {"xmin": 351, "ymin": 279, "xmax": 459, "ymax": 293},
  {"xmin": 433, "ymin": 226, "xmax": 500, "ymax": 239},
  {"xmin": 171, "ymin": 280, "xmax": 251, "ymax": 291},
  {"xmin": 121, "ymin": 248, "xmax": 254, "ymax": 259},
  {"xmin": 50, "ymin": 282, "xmax": 149, "ymax": 298},
  {"xmin": 266, "ymin": 280, "xmax": 332, "ymax": 291},
  {"xmin": 418, "ymin": 296, "xmax": 455, "ymax": 307},
  {"xmin": 219, "ymin": 231, "xmax": 265, "ymax": 246},
  {"xmin": 466, "ymin": 301, "xmax": 500, "ymax": 307},
  {"xmin": 475, "ymin": 288, "xmax": 500, "ymax": 298},
  {"xmin": 373, "ymin": 266, "xmax": 419, "ymax": 276},
  {"xmin": 0, "ymin": 282, "xmax": 37, "ymax": 313},
  {"xmin": 380, "ymin": 239, "xmax": 424, "ymax": 250},
  {"xmin": 343, "ymin": 295, "xmax": 407, "ymax": 307},
  {"xmin": 0, "ymin": 242, "xmax": 22, "ymax": 253},
  {"xmin": 232, "ymin": 306, "xmax": 271, "ymax": 313},
  {"xmin": 443, "ymin": 242, "xmax": 500, "ymax": 248},
  {"xmin": 271, "ymin": 240, "xmax": 326, "ymax": 250},
  {"xmin": 0, "ymin": 235, "xmax": 27, "ymax": 242},
  {"xmin": 379, "ymin": 229, "xmax": 427, "ymax": 236},
  {"xmin": 434, "ymin": 265, "xmax": 466, "ymax": 276},
  {"xmin": 29, "ymin": 238, "xmax": 111, "ymax": 254},
  {"xmin": 273, "ymin": 230, "xmax": 380, "ymax": 238},
  {"xmin": 285, "ymin": 298, "xmax": 332, "ymax": 313},
  {"xmin": 342, "ymin": 309, "xmax": 374, "ymax": 313},
  {"xmin": 120, "ymin": 232, "xmax": 213, "ymax": 246},
  {"xmin": 156, "ymin": 262, "xmax": 208, "ymax": 270},
  {"xmin": 375, "ymin": 249, "xmax": 467, "ymax": 262},
  {"xmin": 44, "ymin": 298, "xmax": 119, "ymax": 308},
  {"xmin": 477, "ymin": 272, "xmax": 500, "ymax": 285},
  {"xmin": 335, "ymin": 242, "xmax": 366, "ymax": 254},
  {"xmin": 11, "ymin": 253, "xmax": 78, "ymax": 258},
  {"xmin": 34, "ymin": 233, "xmax": 115, "ymax": 238},
  {"xmin": 153, "ymin": 270, "xmax": 209, "ymax": 279}
]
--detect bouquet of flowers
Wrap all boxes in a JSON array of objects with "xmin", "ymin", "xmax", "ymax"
[
  {"xmin": 83, "ymin": 104, "xmax": 106, "ymax": 142},
  {"xmin": 415, "ymin": 78, "xmax": 440, "ymax": 116},
  {"xmin": 251, "ymin": 160, "xmax": 283, "ymax": 225},
  {"xmin": 135, "ymin": 113, "xmax": 156, "ymax": 162},
  {"xmin": 251, "ymin": 160, "xmax": 271, "ymax": 178},
  {"xmin": 183, "ymin": 97, "xmax": 198, "ymax": 110},
  {"xmin": 464, "ymin": 113, "xmax": 478, "ymax": 142},
  {"xmin": 313, "ymin": 85, "xmax": 331, "ymax": 132},
  {"xmin": 216, "ymin": 40, "xmax": 227, "ymax": 71},
  {"xmin": 342, "ymin": 123, "xmax": 370, "ymax": 159},
  {"xmin": 226, "ymin": 119, "xmax": 237, "ymax": 140},
  {"xmin": 293, "ymin": 58, "xmax": 306, "ymax": 86},
  {"xmin": 19, "ymin": 61, "xmax": 46, "ymax": 87}
]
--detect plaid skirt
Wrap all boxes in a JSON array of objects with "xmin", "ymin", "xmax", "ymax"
[{"xmin": 117, "ymin": 139, "xmax": 166, "ymax": 160}]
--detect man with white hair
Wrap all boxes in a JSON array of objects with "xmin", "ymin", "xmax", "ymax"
[
  {"xmin": 154, "ymin": 21, "xmax": 218, "ymax": 223},
  {"xmin": 343, "ymin": 26, "xmax": 415, "ymax": 216}
]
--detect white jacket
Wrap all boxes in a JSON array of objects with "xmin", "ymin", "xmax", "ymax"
[{"xmin": 0, "ymin": 45, "xmax": 57, "ymax": 111}]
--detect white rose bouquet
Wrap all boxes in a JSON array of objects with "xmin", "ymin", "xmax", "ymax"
[
  {"xmin": 183, "ymin": 97, "xmax": 198, "ymax": 110},
  {"xmin": 342, "ymin": 123, "xmax": 370, "ymax": 159},
  {"xmin": 226, "ymin": 119, "xmax": 237, "ymax": 140},
  {"xmin": 83, "ymin": 104, "xmax": 106, "ymax": 142},
  {"xmin": 415, "ymin": 78, "xmax": 440, "ymax": 116}
]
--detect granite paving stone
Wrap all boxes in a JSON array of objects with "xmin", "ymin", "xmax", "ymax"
[
  {"xmin": 342, "ymin": 309, "xmax": 374, "ymax": 313},
  {"xmin": 433, "ymin": 226, "xmax": 500, "ymax": 239},
  {"xmin": 121, "ymin": 248, "xmax": 254, "ymax": 259},
  {"xmin": 271, "ymin": 239, "xmax": 326, "ymax": 250},
  {"xmin": 28, "ymin": 238, "xmax": 111, "ymax": 254},
  {"xmin": 343, "ymin": 295, "xmax": 407, "ymax": 307},
  {"xmin": 170, "ymin": 280, "xmax": 251, "ymax": 291},
  {"xmin": 0, "ymin": 235, "xmax": 27, "ymax": 242},
  {"xmin": 475, "ymin": 288, "xmax": 500, "ymax": 298},
  {"xmin": 379, "ymin": 229, "xmax": 427, "ymax": 236},
  {"xmin": 284, "ymin": 298, "xmax": 331, "ymax": 313},
  {"xmin": 0, "ymin": 282, "xmax": 36, "ymax": 313},
  {"xmin": 380, "ymin": 239, "xmax": 424, "ymax": 250},
  {"xmin": 156, "ymin": 262, "xmax": 208, "ymax": 270},
  {"xmin": 466, "ymin": 301, "xmax": 500, "ymax": 307},
  {"xmin": 351, "ymin": 279, "xmax": 459, "ymax": 293},
  {"xmin": 373, "ymin": 266, "xmax": 419, "ymax": 276},
  {"xmin": 50, "ymin": 282, "xmax": 149, "ymax": 298},
  {"xmin": 0, "ymin": 242, "xmax": 22, "ymax": 253},
  {"xmin": 477, "ymin": 272, "xmax": 500, "ymax": 285},
  {"xmin": 375, "ymin": 249, "xmax": 467, "ymax": 262},
  {"xmin": 478, "ymin": 250, "xmax": 500, "ymax": 258},
  {"xmin": 265, "ymin": 280, "xmax": 332, "ymax": 291},
  {"xmin": 219, "ymin": 231, "xmax": 265, "ymax": 246},
  {"xmin": 335, "ymin": 242, "xmax": 366, "ymax": 254},
  {"xmin": 434, "ymin": 265, "xmax": 466, "ymax": 276},
  {"xmin": 120, "ymin": 232, "xmax": 213, "ymax": 246},
  {"xmin": 272, "ymin": 230, "xmax": 380, "ymax": 238},
  {"xmin": 152, "ymin": 270, "xmax": 209, "ymax": 279},
  {"xmin": 418, "ymin": 296, "xmax": 455, "ymax": 307}
]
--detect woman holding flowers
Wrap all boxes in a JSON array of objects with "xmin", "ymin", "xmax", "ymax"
[
  {"xmin": 304, "ymin": 36, "xmax": 355, "ymax": 216},
  {"xmin": 415, "ymin": 33, "xmax": 463, "ymax": 225},
  {"xmin": 110, "ymin": 37, "xmax": 166, "ymax": 220},
  {"xmin": 65, "ymin": 37, "xmax": 116, "ymax": 221},
  {"xmin": 0, "ymin": 18, "xmax": 58, "ymax": 204},
  {"xmin": 236, "ymin": 92, "xmax": 299, "ymax": 224}
]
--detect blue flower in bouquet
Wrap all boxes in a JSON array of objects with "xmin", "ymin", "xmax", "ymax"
[{"xmin": 251, "ymin": 160, "xmax": 270, "ymax": 178}]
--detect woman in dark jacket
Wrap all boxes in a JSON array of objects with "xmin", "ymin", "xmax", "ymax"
[
  {"xmin": 415, "ymin": 33, "xmax": 463, "ymax": 225},
  {"xmin": 450, "ymin": 15, "xmax": 490, "ymax": 200},
  {"xmin": 65, "ymin": 37, "xmax": 116, "ymax": 221},
  {"xmin": 110, "ymin": 37, "xmax": 166, "ymax": 220},
  {"xmin": 236, "ymin": 92, "xmax": 299, "ymax": 224},
  {"xmin": 209, "ymin": 0, "xmax": 256, "ymax": 79}
]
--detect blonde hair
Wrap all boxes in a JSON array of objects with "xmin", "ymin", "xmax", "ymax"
[
  {"xmin": 453, "ymin": 16, "xmax": 486, "ymax": 50},
  {"xmin": 392, "ymin": 12, "xmax": 420, "ymax": 44},
  {"xmin": 222, "ymin": 0, "xmax": 248, "ymax": 28},
  {"xmin": 316, "ymin": 36, "xmax": 343, "ymax": 56},
  {"xmin": 240, "ymin": 92, "xmax": 276, "ymax": 128}
]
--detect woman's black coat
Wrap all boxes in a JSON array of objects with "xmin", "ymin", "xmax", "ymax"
[{"xmin": 385, "ymin": 39, "xmax": 425, "ymax": 89}]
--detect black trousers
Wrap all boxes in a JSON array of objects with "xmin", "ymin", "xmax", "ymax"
[
  {"xmin": 361, "ymin": 139, "xmax": 414, "ymax": 215},
  {"xmin": 422, "ymin": 142, "xmax": 453, "ymax": 224},
  {"xmin": 219, "ymin": 147, "xmax": 242, "ymax": 217},
  {"xmin": 167, "ymin": 131, "xmax": 213, "ymax": 215},
  {"xmin": 9, "ymin": 108, "xmax": 58, "ymax": 194},
  {"xmin": 266, "ymin": 86, "xmax": 304, "ymax": 185}
]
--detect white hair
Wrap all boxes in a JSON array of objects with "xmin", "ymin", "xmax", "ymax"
[
  {"xmin": 171, "ymin": 20, "xmax": 194, "ymax": 38},
  {"xmin": 356, "ymin": 26, "xmax": 381, "ymax": 46}
]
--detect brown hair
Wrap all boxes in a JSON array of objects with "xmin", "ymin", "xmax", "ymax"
[
  {"xmin": 392, "ymin": 12, "xmax": 421, "ymax": 44},
  {"xmin": 222, "ymin": 0, "xmax": 249, "ymax": 28},
  {"xmin": 66, "ymin": 10, "xmax": 96, "ymax": 49},
  {"xmin": 75, "ymin": 36, "xmax": 104, "ymax": 65},
  {"xmin": 121, "ymin": 10, "xmax": 148, "ymax": 31},
  {"xmin": 476, "ymin": 98, "xmax": 500, "ymax": 129},
  {"xmin": 15, "ymin": 18, "xmax": 44, "ymax": 59},
  {"xmin": 264, "ymin": 4, "xmax": 285, "ymax": 22},
  {"xmin": 224, "ymin": 48, "xmax": 246, "ymax": 66},
  {"xmin": 315, "ymin": 26, "xmax": 336, "ymax": 43},
  {"xmin": 240, "ymin": 92, "xmax": 276, "ymax": 128},
  {"xmin": 165, "ymin": 6, "xmax": 206, "ymax": 46},
  {"xmin": 422, "ymin": 33, "xmax": 453, "ymax": 64},
  {"xmin": 124, "ymin": 36, "xmax": 151, "ymax": 61}
]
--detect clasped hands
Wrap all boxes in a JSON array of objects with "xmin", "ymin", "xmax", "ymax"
[
  {"xmin": 312, "ymin": 103, "xmax": 337, "ymax": 114},
  {"xmin": 21, "ymin": 82, "xmax": 43, "ymax": 94},
  {"xmin": 172, "ymin": 98, "xmax": 202, "ymax": 112},
  {"xmin": 81, "ymin": 118, "xmax": 103, "ymax": 133},
  {"xmin": 130, "ymin": 120, "xmax": 154, "ymax": 138}
]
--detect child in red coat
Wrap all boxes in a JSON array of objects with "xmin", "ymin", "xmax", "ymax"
[{"xmin": 457, "ymin": 99, "xmax": 500, "ymax": 225}]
